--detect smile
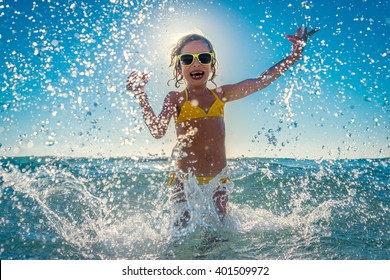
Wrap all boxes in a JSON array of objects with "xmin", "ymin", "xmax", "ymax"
[{"xmin": 190, "ymin": 71, "xmax": 204, "ymax": 80}]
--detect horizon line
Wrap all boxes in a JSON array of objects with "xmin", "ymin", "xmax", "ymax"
[{"xmin": 1, "ymin": 155, "xmax": 389, "ymax": 161}]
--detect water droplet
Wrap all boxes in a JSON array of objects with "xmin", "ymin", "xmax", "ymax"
[
  {"xmin": 27, "ymin": 140, "xmax": 34, "ymax": 148},
  {"xmin": 364, "ymin": 96, "xmax": 372, "ymax": 102},
  {"xmin": 45, "ymin": 140, "xmax": 55, "ymax": 146},
  {"xmin": 190, "ymin": 99, "xmax": 199, "ymax": 107}
]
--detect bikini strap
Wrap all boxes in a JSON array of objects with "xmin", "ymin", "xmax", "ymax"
[
  {"xmin": 209, "ymin": 89, "xmax": 223, "ymax": 102},
  {"xmin": 184, "ymin": 88, "xmax": 189, "ymax": 101}
]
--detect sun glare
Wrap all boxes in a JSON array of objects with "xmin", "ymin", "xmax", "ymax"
[{"xmin": 150, "ymin": 17, "xmax": 208, "ymax": 67}]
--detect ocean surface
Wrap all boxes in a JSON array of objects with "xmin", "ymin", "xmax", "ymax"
[{"xmin": 0, "ymin": 156, "xmax": 389, "ymax": 260}]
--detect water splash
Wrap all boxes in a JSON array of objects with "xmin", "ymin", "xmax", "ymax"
[{"xmin": 3, "ymin": 157, "xmax": 387, "ymax": 259}]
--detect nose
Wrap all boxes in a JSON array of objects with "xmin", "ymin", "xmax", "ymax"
[{"xmin": 192, "ymin": 57, "xmax": 201, "ymax": 66}]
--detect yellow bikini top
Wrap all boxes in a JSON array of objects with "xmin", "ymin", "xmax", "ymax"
[{"xmin": 176, "ymin": 88, "xmax": 225, "ymax": 124}]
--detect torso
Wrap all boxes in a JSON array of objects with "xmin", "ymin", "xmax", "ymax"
[{"xmin": 173, "ymin": 88, "xmax": 227, "ymax": 176}]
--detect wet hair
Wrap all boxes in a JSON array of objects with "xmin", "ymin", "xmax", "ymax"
[{"xmin": 168, "ymin": 34, "xmax": 218, "ymax": 88}]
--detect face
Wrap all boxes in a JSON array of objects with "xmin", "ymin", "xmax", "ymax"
[{"xmin": 179, "ymin": 40, "xmax": 212, "ymax": 86}]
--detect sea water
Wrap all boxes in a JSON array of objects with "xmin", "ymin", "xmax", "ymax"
[{"xmin": 0, "ymin": 156, "xmax": 389, "ymax": 260}]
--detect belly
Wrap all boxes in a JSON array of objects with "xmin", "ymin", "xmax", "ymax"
[{"xmin": 175, "ymin": 117, "xmax": 227, "ymax": 176}]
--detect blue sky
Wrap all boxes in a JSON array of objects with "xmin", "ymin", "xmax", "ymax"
[{"xmin": 0, "ymin": 0, "xmax": 389, "ymax": 159}]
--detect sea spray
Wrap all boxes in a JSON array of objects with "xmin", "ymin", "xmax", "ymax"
[{"xmin": 1, "ymin": 157, "xmax": 389, "ymax": 259}]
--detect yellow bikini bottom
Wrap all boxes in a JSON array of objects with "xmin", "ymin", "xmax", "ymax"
[{"xmin": 167, "ymin": 172, "xmax": 230, "ymax": 186}]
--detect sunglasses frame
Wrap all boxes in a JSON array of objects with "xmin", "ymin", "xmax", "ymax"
[{"xmin": 177, "ymin": 52, "xmax": 214, "ymax": 66}]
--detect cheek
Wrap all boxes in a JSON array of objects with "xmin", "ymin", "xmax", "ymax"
[{"xmin": 181, "ymin": 67, "xmax": 190, "ymax": 76}]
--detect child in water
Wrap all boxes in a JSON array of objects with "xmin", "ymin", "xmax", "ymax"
[{"xmin": 126, "ymin": 27, "xmax": 318, "ymax": 226}]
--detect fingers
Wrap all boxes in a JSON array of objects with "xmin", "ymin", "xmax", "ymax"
[
  {"xmin": 308, "ymin": 27, "xmax": 320, "ymax": 37},
  {"xmin": 287, "ymin": 26, "xmax": 319, "ymax": 43},
  {"xmin": 296, "ymin": 27, "xmax": 302, "ymax": 38},
  {"xmin": 303, "ymin": 27, "xmax": 307, "ymax": 38},
  {"xmin": 126, "ymin": 70, "xmax": 149, "ymax": 92},
  {"xmin": 286, "ymin": 35, "xmax": 299, "ymax": 44},
  {"xmin": 141, "ymin": 71, "xmax": 149, "ymax": 82},
  {"xmin": 127, "ymin": 70, "xmax": 138, "ymax": 82},
  {"xmin": 129, "ymin": 70, "xmax": 149, "ymax": 79}
]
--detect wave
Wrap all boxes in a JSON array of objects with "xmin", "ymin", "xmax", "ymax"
[{"xmin": 0, "ymin": 157, "xmax": 389, "ymax": 259}]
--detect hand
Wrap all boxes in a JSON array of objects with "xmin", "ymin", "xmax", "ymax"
[
  {"xmin": 286, "ymin": 27, "xmax": 319, "ymax": 57},
  {"xmin": 126, "ymin": 70, "xmax": 149, "ymax": 93}
]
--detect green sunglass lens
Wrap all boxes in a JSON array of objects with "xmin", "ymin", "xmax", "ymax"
[
  {"xmin": 199, "ymin": 53, "xmax": 212, "ymax": 64},
  {"xmin": 180, "ymin": 55, "xmax": 193, "ymax": 65}
]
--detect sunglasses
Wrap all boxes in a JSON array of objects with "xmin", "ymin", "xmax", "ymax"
[{"xmin": 177, "ymin": 52, "xmax": 214, "ymax": 66}]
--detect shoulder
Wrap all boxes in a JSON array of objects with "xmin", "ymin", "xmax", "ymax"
[
  {"xmin": 165, "ymin": 91, "xmax": 186, "ymax": 106},
  {"xmin": 210, "ymin": 86, "xmax": 228, "ymax": 103}
]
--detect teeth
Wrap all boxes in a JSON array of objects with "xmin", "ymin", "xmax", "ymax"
[{"xmin": 190, "ymin": 71, "xmax": 204, "ymax": 79}]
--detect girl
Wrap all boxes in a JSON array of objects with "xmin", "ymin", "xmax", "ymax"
[{"xmin": 126, "ymin": 27, "xmax": 318, "ymax": 226}]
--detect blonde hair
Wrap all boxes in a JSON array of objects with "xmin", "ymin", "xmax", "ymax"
[{"xmin": 168, "ymin": 34, "xmax": 217, "ymax": 88}]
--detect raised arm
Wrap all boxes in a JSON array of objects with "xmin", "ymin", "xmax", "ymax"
[
  {"xmin": 126, "ymin": 71, "xmax": 176, "ymax": 139},
  {"xmin": 221, "ymin": 27, "xmax": 319, "ymax": 102}
]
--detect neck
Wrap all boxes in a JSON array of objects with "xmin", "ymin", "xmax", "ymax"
[{"xmin": 186, "ymin": 85, "xmax": 208, "ymax": 96}]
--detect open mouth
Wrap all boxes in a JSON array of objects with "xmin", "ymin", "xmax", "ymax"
[{"xmin": 190, "ymin": 71, "xmax": 204, "ymax": 80}]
